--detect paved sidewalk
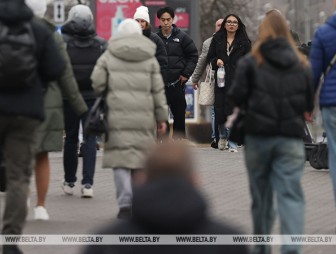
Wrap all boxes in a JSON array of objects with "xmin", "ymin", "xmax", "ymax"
[{"xmin": 0, "ymin": 147, "xmax": 335, "ymax": 254}]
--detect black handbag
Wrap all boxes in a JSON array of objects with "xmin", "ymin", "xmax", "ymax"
[
  {"xmin": 84, "ymin": 91, "xmax": 109, "ymax": 141},
  {"xmin": 229, "ymin": 110, "xmax": 245, "ymax": 145}
]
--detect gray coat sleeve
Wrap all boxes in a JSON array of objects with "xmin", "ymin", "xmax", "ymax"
[{"xmin": 191, "ymin": 37, "xmax": 212, "ymax": 83}]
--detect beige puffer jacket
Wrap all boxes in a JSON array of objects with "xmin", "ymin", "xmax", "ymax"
[{"xmin": 91, "ymin": 34, "xmax": 168, "ymax": 169}]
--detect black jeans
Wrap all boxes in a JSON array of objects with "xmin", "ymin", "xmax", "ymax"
[
  {"xmin": 165, "ymin": 84, "xmax": 187, "ymax": 138},
  {"xmin": 63, "ymin": 99, "xmax": 97, "ymax": 186}
]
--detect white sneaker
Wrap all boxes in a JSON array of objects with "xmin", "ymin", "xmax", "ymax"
[
  {"xmin": 62, "ymin": 182, "xmax": 75, "ymax": 195},
  {"xmin": 218, "ymin": 138, "xmax": 227, "ymax": 150},
  {"xmin": 81, "ymin": 184, "xmax": 93, "ymax": 198},
  {"xmin": 229, "ymin": 148, "xmax": 238, "ymax": 153},
  {"xmin": 34, "ymin": 206, "xmax": 49, "ymax": 220}
]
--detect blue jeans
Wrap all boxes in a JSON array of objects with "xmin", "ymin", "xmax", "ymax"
[
  {"xmin": 218, "ymin": 124, "xmax": 238, "ymax": 149},
  {"xmin": 321, "ymin": 107, "xmax": 336, "ymax": 204},
  {"xmin": 245, "ymin": 135, "xmax": 305, "ymax": 254},
  {"xmin": 63, "ymin": 100, "xmax": 97, "ymax": 186}
]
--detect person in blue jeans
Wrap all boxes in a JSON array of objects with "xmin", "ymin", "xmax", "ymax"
[
  {"xmin": 310, "ymin": 2, "xmax": 336, "ymax": 204},
  {"xmin": 228, "ymin": 10, "xmax": 314, "ymax": 254},
  {"xmin": 63, "ymin": 100, "xmax": 97, "ymax": 197},
  {"xmin": 61, "ymin": 5, "xmax": 107, "ymax": 198}
]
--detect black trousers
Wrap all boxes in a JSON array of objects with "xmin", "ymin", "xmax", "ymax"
[{"xmin": 165, "ymin": 84, "xmax": 187, "ymax": 138}]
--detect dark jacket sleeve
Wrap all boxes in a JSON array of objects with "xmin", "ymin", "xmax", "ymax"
[
  {"xmin": 152, "ymin": 33, "xmax": 168, "ymax": 83},
  {"xmin": 207, "ymin": 38, "xmax": 219, "ymax": 70},
  {"xmin": 181, "ymin": 34, "xmax": 198, "ymax": 79},
  {"xmin": 304, "ymin": 66, "xmax": 315, "ymax": 112},
  {"xmin": 227, "ymin": 55, "xmax": 254, "ymax": 107},
  {"xmin": 97, "ymin": 36, "xmax": 108, "ymax": 52},
  {"xmin": 32, "ymin": 18, "xmax": 65, "ymax": 82},
  {"xmin": 309, "ymin": 31, "xmax": 324, "ymax": 91}
]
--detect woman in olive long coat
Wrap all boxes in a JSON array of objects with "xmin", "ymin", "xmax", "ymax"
[{"xmin": 31, "ymin": 15, "xmax": 87, "ymax": 220}]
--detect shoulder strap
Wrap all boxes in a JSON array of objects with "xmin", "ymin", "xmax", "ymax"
[{"xmin": 324, "ymin": 53, "xmax": 336, "ymax": 77}]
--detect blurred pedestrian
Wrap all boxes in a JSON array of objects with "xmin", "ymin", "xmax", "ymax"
[
  {"xmin": 0, "ymin": 151, "xmax": 5, "ymax": 193},
  {"xmin": 25, "ymin": 0, "xmax": 88, "ymax": 220},
  {"xmin": 0, "ymin": 0, "xmax": 65, "ymax": 253},
  {"xmin": 192, "ymin": 19, "xmax": 224, "ymax": 149},
  {"xmin": 310, "ymin": 0, "xmax": 336, "ymax": 204},
  {"xmin": 90, "ymin": 19, "xmax": 168, "ymax": 219},
  {"xmin": 156, "ymin": 6, "xmax": 198, "ymax": 139},
  {"xmin": 207, "ymin": 14, "xmax": 251, "ymax": 152},
  {"xmin": 228, "ymin": 11, "xmax": 313, "ymax": 254},
  {"xmin": 81, "ymin": 142, "xmax": 249, "ymax": 254},
  {"xmin": 61, "ymin": 4, "xmax": 107, "ymax": 198}
]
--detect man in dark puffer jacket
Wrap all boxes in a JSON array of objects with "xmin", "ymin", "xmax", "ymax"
[
  {"xmin": 156, "ymin": 6, "xmax": 198, "ymax": 139},
  {"xmin": 0, "ymin": 1, "xmax": 65, "ymax": 253}
]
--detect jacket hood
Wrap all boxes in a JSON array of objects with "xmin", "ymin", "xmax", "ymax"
[
  {"xmin": 61, "ymin": 5, "xmax": 95, "ymax": 38},
  {"xmin": 260, "ymin": 38, "xmax": 298, "ymax": 69},
  {"xmin": 326, "ymin": 14, "xmax": 336, "ymax": 30},
  {"xmin": 0, "ymin": 0, "xmax": 33, "ymax": 22},
  {"xmin": 108, "ymin": 34, "xmax": 156, "ymax": 62},
  {"xmin": 132, "ymin": 178, "xmax": 207, "ymax": 232}
]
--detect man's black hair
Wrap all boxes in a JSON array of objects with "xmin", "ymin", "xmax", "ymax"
[{"xmin": 157, "ymin": 6, "xmax": 175, "ymax": 19}]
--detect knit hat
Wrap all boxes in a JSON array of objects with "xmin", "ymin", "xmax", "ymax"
[
  {"xmin": 25, "ymin": 0, "xmax": 47, "ymax": 18},
  {"xmin": 117, "ymin": 19, "xmax": 142, "ymax": 37},
  {"xmin": 67, "ymin": 4, "xmax": 93, "ymax": 23},
  {"xmin": 133, "ymin": 6, "xmax": 150, "ymax": 23}
]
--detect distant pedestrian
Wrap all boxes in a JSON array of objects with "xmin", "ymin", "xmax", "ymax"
[
  {"xmin": 133, "ymin": 5, "xmax": 168, "ymax": 83},
  {"xmin": 192, "ymin": 19, "xmax": 224, "ymax": 149},
  {"xmin": 228, "ymin": 11, "xmax": 313, "ymax": 254},
  {"xmin": 61, "ymin": 4, "xmax": 107, "ymax": 198},
  {"xmin": 25, "ymin": 0, "xmax": 88, "ymax": 221},
  {"xmin": 90, "ymin": 19, "xmax": 168, "ymax": 219},
  {"xmin": 133, "ymin": 6, "xmax": 169, "ymax": 138},
  {"xmin": 156, "ymin": 6, "xmax": 198, "ymax": 139},
  {"xmin": 310, "ymin": 0, "xmax": 336, "ymax": 204},
  {"xmin": 207, "ymin": 14, "xmax": 251, "ymax": 152},
  {"xmin": 0, "ymin": 0, "xmax": 66, "ymax": 253},
  {"xmin": 81, "ymin": 142, "xmax": 249, "ymax": 254}
]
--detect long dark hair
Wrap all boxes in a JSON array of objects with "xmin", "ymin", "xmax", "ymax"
[{"xmin": 216, "ymin": 13, "xmax": 250, "ymax": 44}]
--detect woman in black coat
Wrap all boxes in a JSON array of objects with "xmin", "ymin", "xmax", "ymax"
[{"xmin": 207, "ymin": 14, "xmax": 251, "ymax": 152}]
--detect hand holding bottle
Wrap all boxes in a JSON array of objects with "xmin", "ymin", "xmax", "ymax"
[
  {"xmin": 217, "ymin": 66, "xmax": 225, "ymax": 88},
  {"xmin": 217, "ymin": 59, "xmax": 224, "ymax": 67}
]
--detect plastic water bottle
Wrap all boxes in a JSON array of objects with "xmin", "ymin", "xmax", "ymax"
[{"xmin": 217, "ymin": 66, "xmax": 225, "ymax": 88}]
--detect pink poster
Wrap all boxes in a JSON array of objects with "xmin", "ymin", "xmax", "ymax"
[{"xmin": 96, "ymin": 0, "xmax": 142, "ymax": 41}]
